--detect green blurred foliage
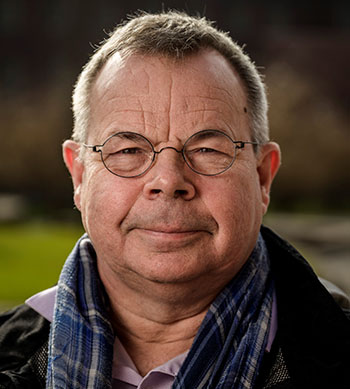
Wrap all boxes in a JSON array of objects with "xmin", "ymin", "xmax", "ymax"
[{"xmin": 0, "ymin": 222, "xmax": 84, "ymax": 308}]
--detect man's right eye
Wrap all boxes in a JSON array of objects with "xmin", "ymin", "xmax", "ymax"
[{"xmin": 110, "ymin": 147, "xmax": 144, "ymax": 155}]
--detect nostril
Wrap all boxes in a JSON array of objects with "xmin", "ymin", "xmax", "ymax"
[
  {"xmin": 174, "ymin": 190, "xmax": 188, "ymax": 198},
  {"xmin": 150, "ymin": 189, "xmax": 162, "ymax": 194}
]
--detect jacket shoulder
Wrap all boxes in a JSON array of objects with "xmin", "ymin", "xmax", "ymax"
[
  {"xmin": 260, "ymin": 225, "xmax": 350, "ymax": 388},
  {"xmin": 0, "ymin": 304, "xmax": 50, "ymax": 388}
]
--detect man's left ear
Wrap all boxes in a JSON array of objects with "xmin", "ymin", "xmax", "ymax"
[
  {"xmin": 256, "ymin": 142, "xmax": 281, "ymax": 215},
  {"xmin": 62, "ymin": 140, "xmax": 84, "ymax": 211}
]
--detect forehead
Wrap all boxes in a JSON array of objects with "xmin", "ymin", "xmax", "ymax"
[{"xmin": 88, "ymin": 49, "xmax": 249, "ymax": 142}]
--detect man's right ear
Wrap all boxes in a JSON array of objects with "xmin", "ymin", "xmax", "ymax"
[{"xmin": 62, "ymin": 140, "xmax": 84, "ymax": 211}]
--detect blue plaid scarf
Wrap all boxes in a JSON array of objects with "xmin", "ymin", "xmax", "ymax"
[
  {"xmin": 46, "ymin": 235, "xmax": 114, "ymax": 388},
  {"xmin": 173, "ymin": 235, "xmax": 273, "ymax": 388},
  {"xmin": 46, "ymin": 234, "xmax": 273, "ymax": 388}
]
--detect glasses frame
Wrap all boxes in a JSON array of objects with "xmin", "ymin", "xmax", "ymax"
[{"xmin": 83, "ymin": 129, "xmax": 260, "ymax": 178}]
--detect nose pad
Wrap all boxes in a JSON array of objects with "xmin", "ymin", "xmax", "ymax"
[
  {"xmin": 157, "ymin": 146, "xmax": 181, "ymax": 154},
  {"xmin": 143, "ymin": 147, "xmax": 196, "ymax": 200}
]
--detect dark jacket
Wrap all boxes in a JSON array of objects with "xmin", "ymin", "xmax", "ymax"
[{"xmin": 0, "ymin": 226, "xmax": 349, "ymax": 388}]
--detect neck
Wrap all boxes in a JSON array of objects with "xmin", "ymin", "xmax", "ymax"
[
  {"xmin": 99, "ymin": 270, "xmax": 220, "ymax": 376},
  {"xmin": 110, "ymin": 298, "xmax": 208, "ymax": 376}
]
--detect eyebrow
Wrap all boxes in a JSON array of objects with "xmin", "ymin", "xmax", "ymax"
[
  {"xmin": 103, "ymin": 131, "xmax": 149, "ymax": 145},
  {"xmin": 114, "ymin": 132, "xmax": 144, "ymax": 141},
  {"xmin": 101, "ymin": 128, "xmax": 237, "ymax": 147},
  {"xmin": 191, "ymin": 130, "xmax": 227, "ymax": 140},
  {"xmin": 189, "ymin": 129, "xmax": 240, "ymax": 144}
]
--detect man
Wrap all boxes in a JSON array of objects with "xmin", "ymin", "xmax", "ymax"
[{"xmin": 0, "ymin": 11, "xmax": 349, "ymax": 389}]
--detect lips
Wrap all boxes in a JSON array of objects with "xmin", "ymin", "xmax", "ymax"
[
  {"xmin": 131, "ymin": 226, "xmax": 209, "ymax": 234},
  {"xmin": 121, "ymin": 214, "xmax": 216, "ymax": 253},
  {"xmin": 126, "ymin": 221, "xmax": 215, "ymax": 236},
  {"xmin": 134, "ymin": 228, "xmax": 207, "ymax": 240},
  {"xmin": 121, "ymin": 205, "xmax": 218, "ymax": 240}
]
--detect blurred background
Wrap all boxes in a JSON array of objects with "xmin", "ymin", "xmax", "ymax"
[{"xmin": 0, "ymin": 0, "xmax": 349, "ymax": 309}]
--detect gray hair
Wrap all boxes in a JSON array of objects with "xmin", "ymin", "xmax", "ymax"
[{"xmin": 72, "ymin": 11, "xmax": 269, "ymax": 145}]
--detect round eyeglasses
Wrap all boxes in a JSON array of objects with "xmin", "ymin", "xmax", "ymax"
[{"xmin": 83, "ymin": 129, "xmax": 259, "ymax": 178}]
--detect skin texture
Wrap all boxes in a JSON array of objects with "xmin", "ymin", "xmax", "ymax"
[{"xmin": 63, "ymin": 49, "xmax": 280, "ymax": 375}]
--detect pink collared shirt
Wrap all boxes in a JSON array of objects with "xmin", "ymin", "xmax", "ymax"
[
  {"xmin": 113, "ymin": 337, "xmax": 188, "ymax": 388},
  {"xmin": 26, "ymin": 286, "xmax": 277, "ymax": 388}
]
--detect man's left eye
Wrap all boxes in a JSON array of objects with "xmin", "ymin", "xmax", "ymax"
[
  {"xmin": 119, "ymin": 148, "xmax": 142, "ymax": 154},
  {"xmin": 198, "ymin": 148, "xmax": 217, "ymax": 153}
]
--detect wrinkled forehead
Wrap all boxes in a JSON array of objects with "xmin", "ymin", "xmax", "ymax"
[
  {"xmin": 88, "ymin": 49, "xmax": 250, "ymax": 142},
  {"xmin": 92, "ymin": 48, "xmax": 247, "ymax": 99}
]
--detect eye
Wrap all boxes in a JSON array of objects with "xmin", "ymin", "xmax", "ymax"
[
  {"xmin": 189, "ymin": 147, "xmax": 222, "ymax": 154},
  {"xmin": 119, "ymin": 148, "xmax": 142, "ymax": 154},
  {"xmin": 198, "ymin": 147, "xmax": 218, "ymax": 153},
  {"xmin": 109, "ymin": 147, "xmax": 145, "ymax": 156}
]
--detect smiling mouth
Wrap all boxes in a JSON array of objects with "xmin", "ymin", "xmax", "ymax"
[
  {"xmin": 136, "ymin": 228, "xmax": 206, "ymax": 236},
  {"xmin": 131, "ymin": 227, "xmax": 210, "ymax": 244}
]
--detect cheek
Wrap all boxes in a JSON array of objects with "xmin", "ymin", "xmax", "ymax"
[
  {"xmin": 203, "ymin": 172, "xmax": 262, "ymax": 250},
  {"xmin": 79, "ymin": 171, "xmax": 140, "ymax": 242}
]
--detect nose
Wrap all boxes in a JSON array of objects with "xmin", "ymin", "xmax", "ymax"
[{"xmin": 143, "ymin": 147, "xmax": 196, "ymax": 200}]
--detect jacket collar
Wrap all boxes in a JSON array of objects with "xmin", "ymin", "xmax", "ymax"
[{"xmin": 261, "ymin": 225, "xmax": 350, "ymax": 387}]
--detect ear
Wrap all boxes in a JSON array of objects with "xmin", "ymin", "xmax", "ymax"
[
  {"xmin": 256, "ymin": 142, "xmax": 281, "ymax": 215},
  {"xmin": 62, "ymin": 140, "xmax": 84, "ymax": 211}
]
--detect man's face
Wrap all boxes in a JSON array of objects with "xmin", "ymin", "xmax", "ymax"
[{"xmin": 64, "ymin": 49, "xmax": 280, "ymax": 293}]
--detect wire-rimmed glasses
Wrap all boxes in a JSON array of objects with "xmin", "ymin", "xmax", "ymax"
[{"xmin": 83, "ymin": 129, "xmax": 259, "ymax": 178}]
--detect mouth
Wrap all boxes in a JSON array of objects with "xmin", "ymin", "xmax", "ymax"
[
  {"xmin": 139, "ymin": 226, "xmax": 206, "ymax": 233},
  {"xmin": 129, "ymin": 227, "xmax": 210, "ymax": 248},
  {"xmin": 133, "ymin": 227, "xmax": 209, "ymax": 236},
  {"xmin": 122, "ymin": 210, "xmax": 217, "ymax": 247}
]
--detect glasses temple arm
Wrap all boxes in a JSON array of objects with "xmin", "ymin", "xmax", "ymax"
[
  {"xmin": 83, "ymin": 144, "xmax": 102, "ymax": 152},
  {"xmin": 233, "ymin": 141, "xmax": 260, "ymax": 149}
]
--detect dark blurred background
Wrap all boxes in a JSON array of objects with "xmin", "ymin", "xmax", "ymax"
[
  {"xmin": 1, "ymin": 0, "xmax": 349, "ymax": 217},
  {"xmin": 0, "ymin": 1, "xmax": 349, "ymax": 305}
]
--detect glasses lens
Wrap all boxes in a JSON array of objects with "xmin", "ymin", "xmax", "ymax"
[
  {"xmin": 184, "ymin": 130, "xmax": 236, "ymax": 175},
  {"xmin": 101, "ymin": 132, "xmax": 154, "ymax": 177}
]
